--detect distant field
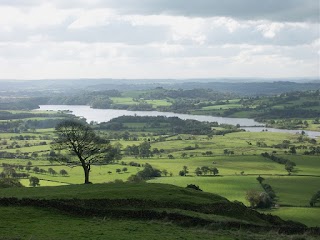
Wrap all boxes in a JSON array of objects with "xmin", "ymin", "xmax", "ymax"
[
  {"xmin": 202, "ymin": 104, "xmax": 242, "ymax": 110},
  {"xmin": 145, "ymin": 99, "xmax": 172, "ymax": 107},
  {"xmin": 149, "ymin": 176, "xmax": 262, "ymax": 203},
  {"xmin": 110, "ymin": 97, "xmax": 172, "ymax": 108},
  {"xmin": 0, "ymin": 109, "xmax": 319, "ymax": 229},
  {"xmin": 263, "ymin": 176, "xmax": 320, "ymax": 206},
  {"xmin": 110, "ymin": 97, "xmax": 137, "ymax": 105},
  {"xmin": 261, "ymin": 207, "xmax": 320, "ymax": 227}
]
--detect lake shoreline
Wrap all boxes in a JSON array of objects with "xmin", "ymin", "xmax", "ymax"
[{"xmin": 36, "ymin": 105, "xmax": 320, "ymax": 138}]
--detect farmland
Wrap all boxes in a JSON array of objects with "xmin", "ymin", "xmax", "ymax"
[
  {"xmin": 0, "ymin": 84, "xmax": 320, "ymax": 239},
  {"xmin": 0, "ymin": 109, "xmax": 319, "ymax": 230}
]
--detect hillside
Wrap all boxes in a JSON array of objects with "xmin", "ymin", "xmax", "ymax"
[{"xmin": 0, "ymin": 183, "xmax": 319, "ymax": 240}]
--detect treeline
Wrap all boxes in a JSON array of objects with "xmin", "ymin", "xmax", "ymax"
[
  {"xmin": 0, "ymin": 111, "xmax": 63, "ymax": 120},
  {"xmin": 0, "ymin": 163, "xmax": 69, "ymax": 179},
  {"xmin": 261, "ymin": 152, "xmax": 295, "ymax": 165},
  {"xmin": 255, "ymin": 108, "xmax": 320, "ymax": 120},
  {"xmin": 0, "ymin": 118, "xmax": 75, "ymax": 133},
  {"xmin": 47, "ymin": 90, "xmax": 121, "ymax": 108},
  {"xmin": 139, "ymin": 88, "xmax": 235, "ymax": 100},
  {"xmin": 0, "ymin": 97, "xmax": 48, "ymax": 110},
  {"xmin": 99, "ymin": 116, "xmax": 235, "ymax": 135}
]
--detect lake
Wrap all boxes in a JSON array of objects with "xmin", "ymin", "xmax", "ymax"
[{"xmin": 37, "ymin": 105, "xmax": 320, "ymax": 138}]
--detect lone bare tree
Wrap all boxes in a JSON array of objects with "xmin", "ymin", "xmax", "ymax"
[{"xmin": 53, "ymin": 120, "xmax": 106, "ymax": 184}]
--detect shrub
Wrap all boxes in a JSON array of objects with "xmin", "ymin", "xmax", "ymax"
[
  {"xmin": 310, "ymin": 190, "xmax": 320, "ymax": 207},
  {"xmin": 29, "ymin": 176, "xmax": 40, "ymax": 187},
  {"xmin": 246, "ymin": 190, "xmax": 272, "ymax": 209},
  {"xmin": 127, "ymin": 174, "xmax": 144, "ymax": 183},
  {"xmin": 0, "ymin": 178, "xmax": 23, "ymax": 188},
  {"xmin": 186, "ymin": 184, "xmax": 202, "ymax": 191},
  {"xmin": 127, "ymin": 163, "xmax": 161, "ymax": 182}
]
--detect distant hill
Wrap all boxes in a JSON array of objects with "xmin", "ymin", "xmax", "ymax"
[{"xmin": 1, "ymin": 79, "xmax": 319, "ymax": 96}]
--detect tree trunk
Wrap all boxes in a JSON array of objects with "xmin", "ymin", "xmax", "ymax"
[{"xmin": 84, "ymin": 166, "xmax": 91, "ymax": 184}]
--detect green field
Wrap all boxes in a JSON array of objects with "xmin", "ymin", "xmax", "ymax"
[
  {"xmin": 261, "ymin": 207, "xmax": 320, "ymax": 227},
  {"xmin": 263, "ymin": 176, "xmax": 320, "ymax": 206},
  {"xmin": 0, "ymin": 109, "xmax": 320, "ymax": 230},
  {"xmin": 0, "ymin": 207, "xmax": 234, "ymax": 240},
  {"xmin": 0, "ymin": 183, "xmax": 317, "ymax": 240},
  {"xmin": 149, "ymin": 176, "xmax": 263, "ymax": 203}
]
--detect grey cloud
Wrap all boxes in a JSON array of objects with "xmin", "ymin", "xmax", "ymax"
[
  {"xmin": 3, "ymin": 0, "xmax": 317, "ymax": 22},
  {"xmin": 0, "ymin": 0, "xmax": 40, "ymax": 6},
  {"xmin": 56, "ymin": 0, "xmax": 320, "ymax": 22},
  {"xmin": 205, "ymin": 24, "xmax": 319, "ymax": 46},
  {"xmin": 1, "ymin": 21, "xmax": 317, "ymax": 47},
  {"xmin": 0, "ymin": 22, "xmax": 170, "ymax": 45}
]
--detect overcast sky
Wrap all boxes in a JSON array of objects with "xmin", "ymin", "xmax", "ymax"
[{"xmin": 0, "ymin": 0, "xmax": 319, "ymax": 80}]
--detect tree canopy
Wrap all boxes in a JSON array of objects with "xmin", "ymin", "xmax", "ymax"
[{"xmin": 52, "ymin": 120, "xmax": 110, "ymax": 184}]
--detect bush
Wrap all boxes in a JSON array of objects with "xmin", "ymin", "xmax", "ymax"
[
  {"xmin": 127, "ymin": 163, "xmax": 161, "ymax": 182},
  {"xmin": 127, "ymin": 174, "xmax": 144, "ymax": 183},
  {"xmin": 246, "ymin": 190, "xmax": 272, "ymax": 209},
  {"xmin": 310, "ymin": 190, "xmax": 320, "ymax": 207},
  {"xmin": 29, "ymin": 176, "xmax": 40, "ymax": 187},
  {"xmin": 0, "ymin": 178, "xmax": 23, "ymax": 188},
  {"xmin": 113, "ymin": 179, "xmax": 124, "ymax": 184},
  {"xmin": 186, "ymin": 184, "xmax": 202, "ymax": 191}
]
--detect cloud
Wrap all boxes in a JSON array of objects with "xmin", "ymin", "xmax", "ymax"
[
  {"xmin": 0, "ymin": 0, "xmax": 318, "ymax": 79},
  {"xmin": 1, "ymin": 0, "xmax": 317, "ymax": 22},
  {"xmin": 0, "ymin": 40, "xmax": 318, "ymax": 79},
  {"xmin": 55, "ymin": 0, "xmax": 320, "ymax": 22}
]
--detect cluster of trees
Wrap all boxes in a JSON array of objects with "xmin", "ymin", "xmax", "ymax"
[
  {"xmin": 303, "ymin": 146, "xmax": 320, "ymax": 155},
  {"xmin": 0, "ymin": 151, "xmax": 32, "ymax": 159},
  {"xmin": 47, "ymin": 90, "xmax": 121, "ymax": 109},
  {"xmin": 223, "ymin": 149, "xmax": 235, "ymax": 155},
  {"xmin": 310, "ymin": 191, "xmax": 320, "ymax": 207},
  {"xmin": 0, "ymin": 165, "xmax": 30, "ymax": 179},
  {"xmin": 0, "ymin": 117, "xmax": 79, "ymax": 133},
  {"xmin": 124, "ymin": 142, "xmax": 153, "ymax": 158},
  {"xmin": 9, "ymin": 135, "xmax": 38, "ymax": 140},
  {"xmin": 214, "ymin": 90, "xmax": 320, "ymax": 120},
  {"xmin": 1, "ymin": 139, "xmax": 47, "ymax": 150},
  {"xmin": 139, "ymin": 88, "xmax": 233, "ymax": 101},
  {"xmin": 256, "ymin": 108, "xmax": 320, "ymax": 120},
  {"xmin": 127, "ymin": 163, "xmax": 161, "ymax": 182},
  {"xmin": 266, "ymin": 119, "xmax": 311, "ymax": 130},
  {"xmin": 195, "ymin": 166, "xmax": 219, "ymax": 176},
  {"xmin": 246, "ymin": 190, "xmax": 273, "ymax": 209},
  {"xmin": 179, "ymin": 166, "xmax": 189, "ymax": 176},
  {"xmin": 256, "ymin": 176, "xmax": 276, "ymax": 205},
  {"xmin": 127, "ymin": 161, "xmax": 142, "ymax": 167},
  {"xmin": 0, "ymin": 111, "xmax": 59, "ymax": 120},
  {"xmin": 1, "ymin": 162, "xmax": 68, "ymax": 178},
  {"xmin": 0, "ymin": 97, "xmax": 47, "ymax": 110},
  {"xmin": 101, "ymin": 116, "xmax": 215, "ymax": 135},
  {"xmin": 0, "ymin": 177, "xmax": 23, "ymax": 188}
]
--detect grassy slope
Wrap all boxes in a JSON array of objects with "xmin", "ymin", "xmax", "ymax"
[
  {"xmin": 0, "ymin": 207, "xmax": 232, "ymax": 240},
  {"xmin": 0, "ymin": 183, "xmax": 227, "ymax": 203},
  {"xmin": 0, "ymin": 183, "xmax": 316, "ymax": 240}
]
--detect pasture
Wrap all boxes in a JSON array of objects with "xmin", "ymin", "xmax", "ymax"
[
  {"xmin": 261, "ymin": 207, "xmax": 320, "ymax": 227},
  {"xmin": 0, "ymin": 111, "xmax": 319, "ymax": 228},
  {"xmin": 0, "ymin": 206, "xmax": 232, "ymax": 240}
]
